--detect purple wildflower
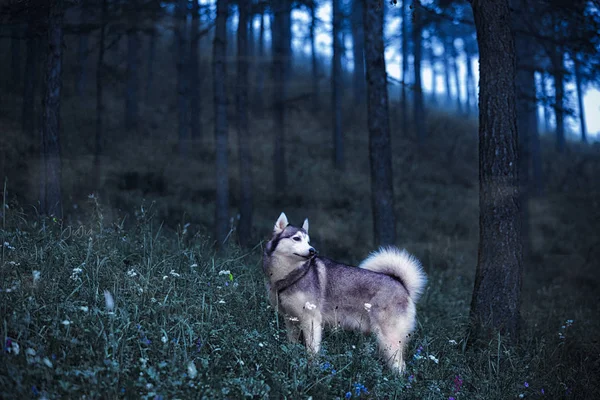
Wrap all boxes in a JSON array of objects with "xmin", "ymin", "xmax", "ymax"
[{"xmin": 524, "ymin": 382, "xmax": 529, "ymax": 388}]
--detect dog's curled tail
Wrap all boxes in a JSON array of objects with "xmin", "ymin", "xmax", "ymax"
[{"xmin": 359, "ymin": 246, "xmax": 427, "ymax": 302}]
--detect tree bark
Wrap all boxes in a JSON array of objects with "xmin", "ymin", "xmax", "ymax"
[
  {"xmin": 464, "ymin": 47, "xmax": 475, "ymax": 116},
  {"xmin": 552, "ymin": 49, "xmax": 565, "ymax": 152},
  {"xmin": 332, "ymin": 0, "xmax": 344, "ymax": 169},
  {"xmin": 94, "ymin": 0, "xmax": 107, "ymax": 190},
  {"xmin": 451, "ymin": 41, "xmax": 462, "ymax": 114},
  {"xmin": 125, "ymin": 0, "xmax": 140, "ymax": 132},
  {"xmin": 443, "ymin": 37, "xmax": 452, "ymax": 107},
  {"xmin": 310, "ymin": 2, "xmax": 320, "ymax": 113},
  {"xmin": 574, "ymin": 59, "xmax": 587, "ymax": 143},
  {"xmin": 254, "ymin": 10, "xmax": 266, "ymax": 115},
  {"xmin": 40, "ymin": 0, "xmax": 65, "ymax": 218},
  {"xmin": 364, "ymin": 0, "xmax": 396, "ymax": 246},
  {"xmin": 429, "ymin": 39, "xmax": 437, "ymax": 106},
  {"xmin": 469, "ymin": 0, "xmax": 522, "ymax": 341},
  {"xmin": 400, "ymin": 0, "xmax": 409, "ymax": 124},
  {"xmin": 146, "ymin": 28, "xmax": 156, "ymax": 100},
  {"xmin": 190, "ymin": 0, "xmax": 202, "ymax": 140},
  {"xmin": 22, "ymin": 26, "xmax": 39, "ymax": 139},
  {"xmin": 176, "ymin": 0, "xmax": 189, "ymax": 156},
  {"xmin": 352, "ymin": 0, "xmax": 366, "ymax": 105},
  {"xmin": 237, "ymin": 0, "xmax": 253, "ymax": 247},
  {"xmin": 76, "ymin": 1, "xmax": 89, "ymax": 97},
  {"xmin": 214, "ymin": 0, "xmax": 230, "ymax": 247},
  {"xmin": 272, "ymin": 0, "xmax": 291, "ymax": 192},
  {"xmin": 11, "ymin": 24, "xmax": 22, "ymax": 92},
  {"xmin": 412, "ymin": 0, "xmax": 425, "ymax": 143}
]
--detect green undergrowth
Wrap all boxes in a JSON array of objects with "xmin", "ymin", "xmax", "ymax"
[{"xmin": 1, "ymin": 192, "xmax": 599, "ymax": 399}]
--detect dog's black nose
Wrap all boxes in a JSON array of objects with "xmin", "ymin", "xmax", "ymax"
[{"xmin": 309, "ymin": 247, "xmax": 316, "ymax": 256}]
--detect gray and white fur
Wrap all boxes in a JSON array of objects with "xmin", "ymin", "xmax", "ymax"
[{"xmin": 262, "ymin": 212, "xmax": 427, "ymax": 373}]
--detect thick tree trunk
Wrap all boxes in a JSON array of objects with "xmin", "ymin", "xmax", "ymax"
[
  {"xmin": 76, "ymin": 1, "xmax": 89, "ymax": 97},
  {"xmin": 552, "ymin": 50, "xmax": 565, "ymax": 152},
  {"xmin": 574, "ymin": 60, "xmax": 587, "ymax": 143},
  {"xmin": 125, "ymin": 0, "xmax": 140, "ymax": 132},
  {"xmin": 254, "ymin": 10, "xmax": 266, "ymax": 115},
  {"xmin": 40, "ymin": 0, "xmax": 65, "ymax": 218},
  {"xmin": 237, "ymin": 0, "xmax": 253, "ymax": 247},
  {"xmin": 400, "ymin": 0, "xmax": 409, "ymax": 124},
  {"xmin": 469, "ymin": 0, "xmax": 522, "ymax": 341},
  {"xmin": 412, "ymin": 0, "xmax": 425, "ymax": 143},
  {"xmin": 310, "ymin": 3, "xmax": 320, "ymax": 113},
  {"xmin": 94, "ymin": 0, "xmax": 107, "ymax": 190},
  {"xmin": 443, "ymin": 37, "xmax": 452, "ymax": 107},
  {"xmin": 272, "ymin": 0, "xmax": 291, "ymax": 192},
  {"xmin": 352, "ymin": 0, "xmax": 366, "ymax": 105},
  {"xmin": 332, "ymin": 0, "xmax": 344, "ymax": 169},
  {"xmin": 176, "ymin": 0, "xmax": 189, "ymax": 156},
  {"xmin": 146, "ymin": 28, "xmax": 156, "ymax": 99},
  {"xmin": 451, "ymin": 42, "xmax": 462, "ymax": 114},
  {"xmin": 11, "ymin": 25, "xmax": 22, "ymax": 92},
  {"xmin": 364, "ymin": 0, "xmax": 396, "ymax": 246},
  {"xmin": 190, "ymin": 0, "xmax": 202, "ymax": 139},
  {"xmin": 22, "ymin": 27, "xmax": 39, "ymax": 139},
  {"xmin": 214, "ymin": 0, "xmax": 229, "ymax": 247}
]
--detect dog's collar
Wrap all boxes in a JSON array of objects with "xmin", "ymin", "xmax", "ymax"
[{"xmin": 272, "ymin": 258, "xmax": 314, "ymax": 294}]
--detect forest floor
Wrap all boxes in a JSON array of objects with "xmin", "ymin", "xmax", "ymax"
[{"xmin": 1, "ymin": 80, "xmax": 600, "ymax": 398}]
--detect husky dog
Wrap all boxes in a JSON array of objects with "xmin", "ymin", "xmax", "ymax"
[{"xmin": 262, "ymin": 212, "xmax": 427, "ymax": 373}]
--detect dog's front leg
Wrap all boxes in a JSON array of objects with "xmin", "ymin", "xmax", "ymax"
[{"xmin": 301, "ymin": 316, "xmax": 322, "ymax": 354}]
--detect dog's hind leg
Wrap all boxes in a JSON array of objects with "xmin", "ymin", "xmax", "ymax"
[
  {"xmin": 301, "ymin": 316, "xmax": 323, "ymax": 354},
  {"xmin": 375, "ymin": 313, "xmax": 415, "ymax": 374}
]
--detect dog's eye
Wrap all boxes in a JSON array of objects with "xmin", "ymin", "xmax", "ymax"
[{"xmin": 293, "ymin": 237, "xmax": 301, "ymax": 242}]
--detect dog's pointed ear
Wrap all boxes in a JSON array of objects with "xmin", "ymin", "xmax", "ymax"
[
  {"xmin": 302, "ymin": 218, "xmax": 309, "ymax": 233},
  {"xmin": 274, "ymin": 212, "xmax": 289, "ymax": 234}
]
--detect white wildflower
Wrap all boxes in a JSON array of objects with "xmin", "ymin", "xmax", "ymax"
[
  {"xmin": 258, "ymin": 342, "xmax": 264, "ymax": 348},
  {"xmin": 104, "ymin": 290, "xmax": 115, "ymax": 311},
  {"xmin": 42, "ymin": 357, "xmax": 53, "ymax": 368},
  {"xmin": 151, "ymin": 297, "xmax": 157, "ymax": 303},
  {"xmin": 364, "ymin": 303, "xmax": 372, "ymax": 312},
  {"xmin": 187, "ymin": 361, "xmax": 198, "ymax": 379},
  {"xmin": 169, "ymin": 270, "xmax": 180, "ymax": 277},
  {"xmin": 61, "ymin": 320, "xmax": 71, "ymax": 326},
  {"xmin": 218, "ymin": 300, "xmax": 226, "ymax": 304},
  {"xmin": 448, "ymin": 339, "xmax": 457, "ymax": 345},
  {"xmin": 428, "ymin": 354, "xmax": 439, "ymax": 364},
  {"xmin": 79, "ymin": 306, "xmax": 89, "ymax": 312},
  {"xmin": 163, "ymin": 275, "xmax": 168, "ymax": 280},
  {"xmin": 3, "ymin": 242, "xmax": 15, "ymax": 250},
  {"xmin": 288, "ymin": 317, "xmax": 299, "ymax": 322},
  {"xmin": 70, "ymin": 267, "xmax": 83, "ymax": 281},
  {"xmin": 218, "ymin": 270, "xmax": 230, "ymax": 276},
  {"xmin": 127, "ymin": 269, "xmax": 137, "ymax": 277},
  {"xmin": 190, "ymin": 263, "xmax": 198, "ymax": 268},
  {"xmin": 32, "ymin": 270, "xmax": 41, "ymax": 284},
  {"xmin": 7, "ymin": 341, "xmax": 20, "ymax": 355},
  {"xmin": 304, "ymin": 302, "xmax": 317, "ymax": 310},
  {"xmin": 25, "ymin": 348, "xmax": 36, "ymax": 356},
  {"xmin": 161, "ymin": 336, "xmax": 168, "ymax": 344}
]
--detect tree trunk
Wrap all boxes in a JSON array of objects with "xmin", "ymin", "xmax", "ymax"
[
  {"xmin": 352, "ymin": 0, "xmax": 366, "ymax": 105},
  {"xmin": 145, "ymin": 28, "xmax": 156, "ymax": 100},
  {"xmin": 190, "ymin": 0, "xmax": 202, "ymax": 139},
  {"xmin": 540, "ymin": 72, "xmax": 550, "ymax": 133},
  {"xmin": 443, "ymin": 37, "xmax": 452, "ymax": 107},
  {"xmin": 412, "ymin": 0, "xmax": 425, "ymax": 143},
  {"xmin": 22, "ymin": 27, "xmax": 39, "ymax": 139},
  {"xmin": 76, "ymin": 1, "xmax": 89, "ymax": 97},
  {"xmin": 400, "ymin": 0, "xmax": 409, "ymax": 124},
  {"xmin": 464, "ymin": 48, "xmax": 474, "ymax": 116},
  {"xmin": 125, "ymin": 0, "xmax": 140, "ymax": 132},
  {"xmin": 332, "ymin": 0, "xmax": 344, "ymax": 169},
  {"xmin": 254, "ymin": 10, "xmax": 266, "ymax": 116},
  {"xmin": 272, "ymin": 0, "xmax": 291, "ymax": 192},
  {"xmin": 11, "ymin": 24, "xmax": 22, "ymax": 92},
  {"xmin": 237, "ymin": 0, "xmax": 253, "ymax": 247},
  {"xmin": 40, "ymin": 0, "xmax": 65, "ymax": 218},
  {"xmin": 451, "ymin": 41, "xmax": 462, "ymax": 114},
  {"xmin": 94, "ymin": 0, "xmax": 107, "ymax": 190},
  {"xmin": 574, "ymin": 59, "xmax": 587, "ymax": 143},
  {"xmin": 176, "ymin": 0, "xmax": 189, "ymax": 156},
  {"xmin": 469, "ymin": 0, "xmax": 522, "ymax": 341},
  {"xmin": 310, "ymin": 2, "xmax": 320, "ymax": 113},
  {"xmin": 364, "ymin": 0, "xmax": 396, "ymax": 246},
  {"xmin": 214, "ymin": 0, "xmax": 229, "ymax": 247},
  {"xmin": 552, "ymin": 50, "xmax": 565, "ymax": 152},
  {"xmin": 429, "ymin": 41, "xmax": 437, "ymax": 106}
]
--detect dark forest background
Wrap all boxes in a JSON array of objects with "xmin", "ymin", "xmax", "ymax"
[{"xmin": 0, "ymin": 0, "xmax": 600, "ymax": 398}]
